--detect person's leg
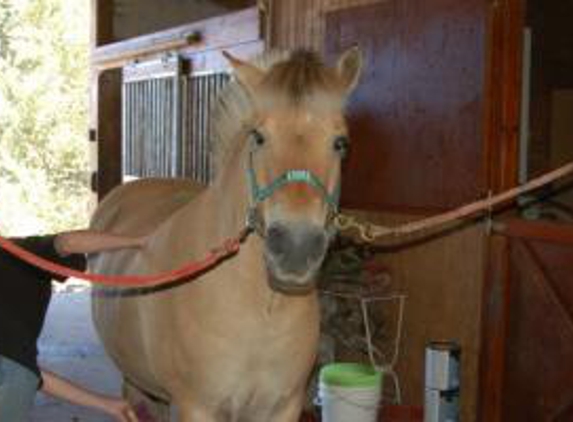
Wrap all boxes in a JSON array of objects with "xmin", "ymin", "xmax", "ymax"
[{"xmin": 0, "ymin": 356, "xmax": 40, "ymax": 422}]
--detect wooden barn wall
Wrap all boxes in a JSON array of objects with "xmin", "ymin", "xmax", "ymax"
[
  {"xmin": 270, "ymin": 0, "xmax": 381, "ymax": 50},
  {"xmin": 270, "ymin": 0, "xmax": 488, "ymax": 419},
  {"xmin": 326, "ymin": 2, "xmax": 486, "ymax": 211},
  {"xmin": 112, "ymin": 0, "xmax": 255, "ymax": 41}
]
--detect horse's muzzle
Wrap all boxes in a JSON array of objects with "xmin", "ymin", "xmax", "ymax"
[{"xmin": 264, "ymin": 221, "xmax": 328, "ymax": 294}]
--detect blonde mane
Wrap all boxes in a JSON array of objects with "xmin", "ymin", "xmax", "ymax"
[{"xmin": 210, "ymin": 49, "xmax": 345, "ymax": 176}]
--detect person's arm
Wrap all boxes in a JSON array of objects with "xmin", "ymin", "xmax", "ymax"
[
  {"xmin": 54, "ymin": 229, "xmax": 147, "ymax": 257},
  {"xmin": 40, "ymin": 370, "xmax": 139, "ymax": 422}
]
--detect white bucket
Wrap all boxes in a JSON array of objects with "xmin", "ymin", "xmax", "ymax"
[{"xmin": 318, "ymin": 363, "xmax": 383, "ymax": 422}]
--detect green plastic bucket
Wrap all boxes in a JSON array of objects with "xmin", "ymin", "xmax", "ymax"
[{"xmin": 318, "ymin": 363, "xmax": 383, "ymax": 422}]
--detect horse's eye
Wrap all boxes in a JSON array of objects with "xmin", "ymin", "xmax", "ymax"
[
  {"xmin": 333, "ymin": 136, "xmax": 349, "ymax": 155},
  {"xmin": 251, "ymin": 130, "xmax": 266, "ymax": 147}
]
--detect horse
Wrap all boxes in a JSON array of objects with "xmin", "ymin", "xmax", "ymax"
[{"xmin": 90, "ymin": 47, "xmax": 363, "ymax": 422}]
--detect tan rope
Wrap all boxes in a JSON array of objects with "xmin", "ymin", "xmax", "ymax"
[{"xmin": 335, "ymin": 161, "xmax": 573, "ymax": 243}]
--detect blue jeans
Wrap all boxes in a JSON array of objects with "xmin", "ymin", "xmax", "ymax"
[{"xmin": 0, "ymin": 355, "xmax": 40, "ymax": 422}]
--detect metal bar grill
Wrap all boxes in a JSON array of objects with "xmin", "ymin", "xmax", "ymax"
[
  {"xmin": 122, "ymin": 56, "xmax": 180, "ymax": 179},
  {"xmin": 122, "ymin": 56, "xmax": 229, "ymax": 184},
  {"xmin": 184, "ymin": 71, "xmax": 229, "ymax": 183}
]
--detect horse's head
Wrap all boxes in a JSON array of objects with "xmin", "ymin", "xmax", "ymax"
[{"xmin": 223, "ymin": 48, "xmax": 363, "ymax": 295}]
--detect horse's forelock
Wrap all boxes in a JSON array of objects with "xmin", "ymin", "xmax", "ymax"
[{"xmin": 261, "ymin": 50, "xmax": 342, "ymax": 105}]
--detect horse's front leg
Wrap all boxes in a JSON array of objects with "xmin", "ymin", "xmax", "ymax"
[
  {"xmin": 266, "ymin": 392, "xmax": 306, "ymax": 422},
  {"xmin": 176, "ymin": 400, "xmax": 222, "ymax": 422}
]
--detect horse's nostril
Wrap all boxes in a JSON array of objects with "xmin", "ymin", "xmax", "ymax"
[
  {"xmin": 266, "ymin": 224, "xmax": 288, "ymax": 256},
  {"xmin": 307, "ymin": 231, "xmax": 327, "ymax": 261},
  {"xmin": 265, "ymin": 223, "xmax": 328, "ymax": 277}
]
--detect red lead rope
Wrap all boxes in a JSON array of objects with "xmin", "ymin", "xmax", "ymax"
[{"xmin": 0, "ymin": 232, "xmax": 245, "ymax": 287}]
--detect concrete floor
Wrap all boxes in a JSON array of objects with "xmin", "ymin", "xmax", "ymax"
[{"xmin": 30, "ymin": 285, "xmax": 124, "ymax": 421}]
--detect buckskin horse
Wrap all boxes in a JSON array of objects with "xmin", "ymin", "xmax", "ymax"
[{"xmin": 90, "ymin": 47, "xmax": 363, "ymax": 421}]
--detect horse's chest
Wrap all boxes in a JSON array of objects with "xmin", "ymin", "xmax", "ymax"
[
  {"xmin": 220, "ymin": 324, "xmax": 316, "ymax": 384},
  {"xmin": 168, "ymin": 288, "xmax": 319, "ymax": 415},
  {"xmin": 177, "ymin": 313, "xmax": 318, "ymax": 406},
  {"xmin": 212, "ymin": 348, "xmax": 308, "ymax": 419}
]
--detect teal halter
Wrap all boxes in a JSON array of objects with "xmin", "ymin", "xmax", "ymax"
[{"xmin": 246, "ymin": 148, "xmax": 340, "ymax": 231}]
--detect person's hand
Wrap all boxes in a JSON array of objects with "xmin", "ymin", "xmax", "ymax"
[
  {"xmin": 103, "ymin": 398, "xmax": 139, "ymax": 422},
  {"xmin": 136, "ymin": 234, "xmax": 150, "ymax": 248}
]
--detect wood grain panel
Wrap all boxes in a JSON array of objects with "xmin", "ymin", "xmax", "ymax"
[
  {"xmin": 503, "ymin": 239, "xmax": 573, "ymax": 421},
  {"xmin": 113, "ymin": 0, "xmax": 254, "ymax": 41},
  {"xmin": 270, "ymin": 0, "xmax": 324, "ymax": 50},
  {"xmin": 270, "ymin": 0, "xmax": 391, "ymax": 50},
  {"xmin": 92, "ymin": 0, "xmax": 115, "ymax": 46},
  {"xmin": 96, "ymin": 69, "xmax": 123, "ymax": 199},
  {"xmin": 477, "ymin": 234, "xmax": 511, "ymax": 422},
  {"xmin": 293, "ymin": 0, "xmax": 323, "ymax": 50},
  {"xmin": 495, "ymin": 218, "xmax": 573, "ymax": 245},
  {"xmin": 481, "ymin": 220, "xmax": 573, "ymax": 421},
  {"xmin": 327, "ymin": 0, "xmax": 385, "ymax": 12},
  {"xmin": 325, "ymin": 1, "xmax": 487, "ymax": 212},
  {"xmin": 482, "ymin": 0, "xmax": 523, "ymax": 192}
]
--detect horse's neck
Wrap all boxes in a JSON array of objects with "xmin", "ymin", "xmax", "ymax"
[
  {"xmin": 207, "ymin": 148, "xmax": 250, "ymax": 239},
  {"xmin": 152, "ymin": 148, "xmax": 250, "ymax": 263}
]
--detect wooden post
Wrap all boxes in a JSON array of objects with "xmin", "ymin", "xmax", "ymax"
[
  {"xmin": 96, "ymin": 69, "xmax": 123, "ymax": 199},
  {"xmin": 92, "ymin": 0, "xmax": 114, "ymax": 47},
  {"xmin": 483, "ymin": 0, "xmax": 526, "ymax": 193},
  {"xmin": 90, "ymin": 0, "xmax": 121, "ymax": 200},
  {"xmin": 479, "ymin": 0, "xmax": 525, "ymax": 418},
  {"xmin": 477, "ymin": 234, "xmax": 512, "ymax": 422}
]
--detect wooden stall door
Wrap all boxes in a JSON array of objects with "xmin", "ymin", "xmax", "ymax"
[
  {"xmin": 505, "ymin": 230, "xmax": 573, "ymax": 421},
  {"xmin": 324, "ymin": 1, "xmax": 487, "ymax": 213},
  {"xmin": 482, "ymin": 221, "xmax": 573, "ymax": 421}
]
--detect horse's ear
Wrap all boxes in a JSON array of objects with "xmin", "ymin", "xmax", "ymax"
[
  {"xmin": 336, "ymin": 46, "xmax": 363, "ymax": 95},
  {"xmin": 223, "ymin": 51, "xmax": 265, "ymax": 94}
]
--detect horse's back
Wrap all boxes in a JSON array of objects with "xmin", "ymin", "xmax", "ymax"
[{"xmin": 91, "ymin": 178, "xmax": 205, "ymax": 236}]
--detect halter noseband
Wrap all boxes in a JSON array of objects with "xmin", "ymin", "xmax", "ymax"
[{"xmin": 246, "ymin": 148, "xmax": 340, "ymax": 234}]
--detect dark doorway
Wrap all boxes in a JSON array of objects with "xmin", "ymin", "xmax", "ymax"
[{"xmin": 520, "ymin": 0, "xmax": 573, "ymax": 218}]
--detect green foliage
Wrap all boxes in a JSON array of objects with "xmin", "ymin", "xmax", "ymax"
[{"xmin": 0, "ymin": 0, "xmax": 89, "ymax": 236}]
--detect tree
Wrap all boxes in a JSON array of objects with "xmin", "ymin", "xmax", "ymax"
[{"xmin": 0, "ymin": 0, "xmax": 89, "ymax": 236}]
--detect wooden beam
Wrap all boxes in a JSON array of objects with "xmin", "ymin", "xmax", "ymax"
[
  {"xmin": 96, "ymin": 69, "xmax": 122, "ymax": 199},
  {"xmin": 183, "ymin": 40, "xmax": 263, "ymax": 74},
  {"xmin": 92, "ymin": 0, "xmax": 114, "ymax": 47},
  {"xmin": 92, "ymin": 7, "xmax": 260, "ymax": 70},
  {"xmin": 477, "ymin": 234, "xmax": 511, "ymax": 422},
  {"xmin": 483, "ymin": 0, "xmax": 525, "ymax": 193},
  {"xmin": 90, "ymin": 0, "xmax": 115, "ymax": 205},
  {"xmin": 494, "ymin": 218, "xmax": 573, "ymax": 245}
]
